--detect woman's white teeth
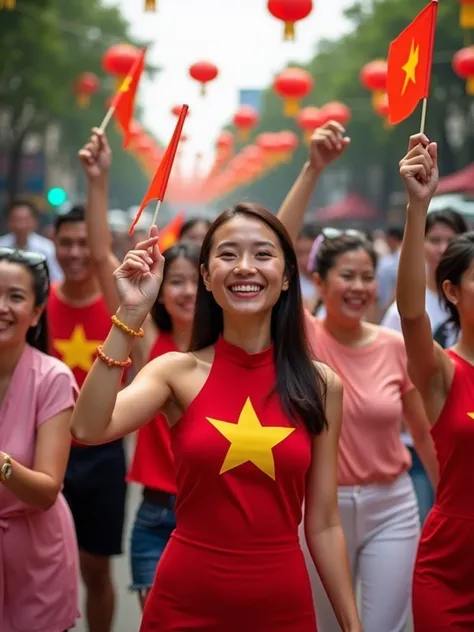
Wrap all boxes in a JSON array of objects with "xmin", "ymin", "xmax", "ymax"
[{"xmin": 231, "ymin": 285, "xmax": 261, "ymax": 293}]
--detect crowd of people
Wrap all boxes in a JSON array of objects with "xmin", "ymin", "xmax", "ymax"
[{"xmin": 0, "ymin": 121, "xmax": 472, "ymax": 631}]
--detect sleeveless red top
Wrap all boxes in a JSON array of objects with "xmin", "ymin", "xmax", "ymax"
[
  {"xmin": 47, "ymin": 284, "xmax": 110, "ymax": 389},
  {"xmin": 141, "ymin": 337, "xmax": 316, "ymax": 631},
  {"xmin": 413, "ymin": 349, "xmax": 474, "ymax": 629},
  {"xmin": 127, "ymin": 332, "xmax": 177, "ymax": 493}
]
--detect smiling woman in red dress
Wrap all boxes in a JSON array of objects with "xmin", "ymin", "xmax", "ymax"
[
  {"xmin": 70, "ymin": 205, "xmax": 361, "ymax": 632},
  {"xmin": 397, "ymin": 133, "xmax": 474, "ymax": 630}
]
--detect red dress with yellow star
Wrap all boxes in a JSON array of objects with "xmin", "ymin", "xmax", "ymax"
[
  {"xmin": 413, "ymin": 350, "xmax": 474, "ymax": 630},
  {"xmin": 140, "ymin": 336, "xmax": 317, "ymax": 631}
]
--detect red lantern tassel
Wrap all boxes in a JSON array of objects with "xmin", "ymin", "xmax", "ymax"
[{"xmin": 144, "ymin": 0, "xmax": 156, "ymax": 11}]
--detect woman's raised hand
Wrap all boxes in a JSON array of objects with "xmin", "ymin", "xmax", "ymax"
[
  {"xmin": 399, "ymin": 133, "xmax": 439, "ymax": 210},
  {"xmin": 113, "ymin": 225, "xmax": 165, "ymax": 318},
  {"xmin": 78, "ymin": 127, "xmax": 111, "ymax": 181},
  {"xmin": 308, "ymin": 120, "xmax": 351, "ymax": 174}
]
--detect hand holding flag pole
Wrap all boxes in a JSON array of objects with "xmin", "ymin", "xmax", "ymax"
[
  {"xmin": 129, "ymin": 105, "xmax": 189, "ymax": 236},
  {"xmin": 387, "ymin": 0, "xmax": 438, "ymax": 134}
]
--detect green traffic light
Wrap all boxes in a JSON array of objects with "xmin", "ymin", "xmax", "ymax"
[{"xmin": 47, "ymin": 187, "xmax": 68, "ymax": 207}]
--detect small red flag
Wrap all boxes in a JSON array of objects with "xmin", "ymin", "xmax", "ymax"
[
  {"xmin": 112, "ymin": 48, "xmax": 146, "ymax": 147},
  {"xmin": 129, "ymin": 105, "xmax": 189, "ymax": 236},
  {"xmin": 387, "ymin": 1, "xmax": 438, "ymax": 125}
]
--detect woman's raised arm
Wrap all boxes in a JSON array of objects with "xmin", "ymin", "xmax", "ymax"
[{"xmin": 396, "ymin": 134, "xmax": 448, "ymax": 392}]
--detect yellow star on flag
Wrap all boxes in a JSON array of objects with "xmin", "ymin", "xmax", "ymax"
[
  {"xmin": 401, "ymin": 39, "xmax": 419, "ymax": 96},
  {"xmin": 207, "ymin": 397, "xmax": 295, "ymax": 480},
  {"xmin": 53, "ymin": 324, "xmax": 102, "ymax": 372},
  {"xmin": 120, "ymin": 75, "xmax": 132, "ymax": 92},
  {"xmin": 468, "ymin": 413, "xmax": 474, "ymax": 420}
]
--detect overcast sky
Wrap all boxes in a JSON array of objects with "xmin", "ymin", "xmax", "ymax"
[{"xmin": 105, "ymin": 0, "xmax": 355, "ymax": 174}]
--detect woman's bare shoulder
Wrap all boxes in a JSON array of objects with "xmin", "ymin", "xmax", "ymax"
[{"xmin": 313, "ymin": 360, "xmax": 342, "ymax": 392}]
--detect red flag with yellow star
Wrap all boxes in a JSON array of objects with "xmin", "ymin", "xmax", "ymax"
[
  {"xmin": 112, "ymin": 48, "xmax": 146, "ymax": 147},
  {"xmin": 387, "ymin": 1, "xmax": 438, "ymax": 125}
]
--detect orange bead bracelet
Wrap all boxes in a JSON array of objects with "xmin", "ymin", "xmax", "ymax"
[
  {"xmin": 96, "ymin": 345, "xmax": 132, "ymax": 369},
  {"xmin": 111, "ymin": 314, "xmax": 144, "ymax": 338}
]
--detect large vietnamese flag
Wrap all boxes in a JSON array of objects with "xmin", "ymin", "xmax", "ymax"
[{"xmin": 387, "ymin": 1, "xmax": 438, "ymax": 125}]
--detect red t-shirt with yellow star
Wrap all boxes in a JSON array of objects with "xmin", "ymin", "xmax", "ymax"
[
  {"xmin": 140, "ymin": 336, "xmax": 316, "ymax": 632},
  {"xmin": 47, "ymin": 283, "xmax": 110, "ymax": 389}
]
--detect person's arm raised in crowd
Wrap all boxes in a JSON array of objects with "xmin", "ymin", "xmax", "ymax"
[
  {"xmin": 79, "ymin": 128, "xmax": 157, "ymax": 370},
  {"xmin": 277, "ymin": 121, "xmax": 350, "ymax": 245},
  {"xmin": 396, "ymin": 134, "xmax": 451, "ymax": 397}
]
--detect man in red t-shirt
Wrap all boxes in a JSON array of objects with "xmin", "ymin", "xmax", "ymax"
[{"xmin": 47, "ymin": 206, "xmax": 126, "ymax": 632}]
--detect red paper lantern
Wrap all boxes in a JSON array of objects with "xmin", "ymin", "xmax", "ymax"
[
  {"xmin": 273, "ymin": 68, "xmax": 313, "ymax": 116},
  {"xmin": 103, "ymin": 44, "xmax": 141, "ymax": 91},
  {"xmin": 189, "ymin": 61, "xmax": 219, "ymax": 96},
  {"xmin": 360, "ymin": 59, "xmax": 388, "ymax": 109},
  {"xmin": 374, "ymin": 93, "xmax": 389, "ymax": 119},
  {"xmin": 233, "ymin": 105, "xmax": 259, "ymax": 141},
  {"xmin": 459, "ymin": 0, "xmax": 474, "ymax": 29},
  {"xmin": 296, "ymin": 106, "xmax": 325, "ymax": 143},
  {"xmin": 320, "ymin": 102, "xmax": 352, "ymax": 126},
  {"xmin": 267, "ymin": 0, "xmax": 313, "ymax": 41},
  {"xmin": 453, "ymin": 47, "xmax": 474, "ymax": 95},
  {"xmin": 276, "ymin": 131, "xmax": 299, "ymax": 162},
  {"xmin": 144, "ymin": 0, "xmax": 157, "ymax": 11},
  {"xmin": 75, "ymin": 72, "xmax": 99, "ymax": 108}
]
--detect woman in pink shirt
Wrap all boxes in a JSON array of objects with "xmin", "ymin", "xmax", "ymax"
[
  {"xmin": 277, "ymin": 123, "xmax": 438, "ymax": 632},
  {"xmin": 0, "ymin": 248, "xmax": 79, "ymax": 632}
]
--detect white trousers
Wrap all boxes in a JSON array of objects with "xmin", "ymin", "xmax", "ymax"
[{"xmin": 300, "ymin": 473, "xmax": 420, "ymax": 632}]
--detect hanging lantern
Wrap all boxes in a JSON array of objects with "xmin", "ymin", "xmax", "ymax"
[
  {"xmin": 453, "ymin": 47, "xmax": 474, "ymax": 94},
  {"xmin": 276, "ymin": 131, "xmax": 299, "ymax": 163},
  {"xmin": 459, "ymin": 0, "xmax": 474, "ymax": 29},
  {"xmin": 360, "ymin": 59, "xmax": 388, "ymax": 110},
  {"xmin": 189, "ymin": 61, "xmax": 219, "ymax": 96},
  {"xmin": 233, "ymin": 105, "xmax": 259, "ymax": 141},
  {"xmin": 267, "ymin": 0, "xmax": 313, "ymax": 41},
  {"xmin": 102, "ymin": 43, "xmax": 141, "ymax": 91},
  {"xmin": 273, "ymin": 67, "xmax": 313, "ymax": 116},
  {"xmin": 216, "ymin": 131, "xmax": 234, "ymax": 161},
  {"xmin": 256, "ymin": 132, "xmax": 282, "ymax": 169},
  {"xmin": 296, "ymin": 106, "xmax": 325, "ymax": 143},
  {"xmin": 74, "ymin": 73, "xmax": 99, "ymax": 109},
  {"xmin": 374, "ymin": 93, "xmax": 389, "ymax": 119},
  {"xmin": 320, "ymin": 101, "xmax": 352, "ymax": 126},
  {"xmin": 144, "ymin": 0, "xmax": 157, "ymax": 11},
  {"xmin": 0, "ymin": 0, "xmax": 16, "ymax": 9}
]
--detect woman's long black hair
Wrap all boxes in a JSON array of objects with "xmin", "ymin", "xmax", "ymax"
[
  {"xmin": 190, "ymin": 202, "xmax": 328, "ymax": 435},
  {"xmin": 0, "ymin": 251, "xmax": 50, "ymax": 353},
  {"xmin": 150, "ymin": 241, "xmax": 201, "ymax": 331}
]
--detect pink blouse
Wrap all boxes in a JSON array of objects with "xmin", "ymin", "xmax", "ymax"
[{"xmin": 0, "ymin": 344, "xmax": 80, "ymax": 632}]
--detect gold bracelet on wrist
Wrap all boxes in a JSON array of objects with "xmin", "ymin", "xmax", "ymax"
[{"xmin": 111, "ymin": 314, "xmax": 144, "ymax": 338}]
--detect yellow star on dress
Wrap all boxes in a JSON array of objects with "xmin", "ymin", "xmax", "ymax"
[
  {"xmin": 207, "ymin": 397, "xmax": 295, "ymax": 480},
  {"xmin": 401, "ymin": 39, "xmax": 419, "ymax": 96},
  {"xmin": 53, "ymin": 324, "xmax": 102, "ymax": 372}
]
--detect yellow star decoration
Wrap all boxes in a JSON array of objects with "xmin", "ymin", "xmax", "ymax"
[
  {"xmin": 120, "ymin": 76, "xmax": 132, "ymax": 92},
  {"xmin": 401, "ymin": 39, "xmax": 419, "ymax": 96},
  {"xmin": 468, "ymin": 413, "xmax": 474, "ymax": 420},
  {"xmin": 53, "ymin": 325, "xmax": 102, "ymax": 372},
  {"xmin": 207, "ymin": 397, "xmax": 295, "ymax": 480}
]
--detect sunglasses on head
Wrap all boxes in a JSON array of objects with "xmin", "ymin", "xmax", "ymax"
[
  {"xmin": 321, "ymin": 228, "xmax": 367, "ymax": 241},
  {"xmin": 0, "ymin": 247, "xmax": 47, "ymax": 268}
]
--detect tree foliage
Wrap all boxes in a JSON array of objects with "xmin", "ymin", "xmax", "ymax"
[
  {"xmin": 0, "ymin": 0, "xmax": 159, "ymax": 210},
  {"xmin": 220, "ymin": 0, "xmax": 473, "ymax": 219}
]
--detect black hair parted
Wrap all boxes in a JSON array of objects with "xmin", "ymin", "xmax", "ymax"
[
  {"xmin": 314, "ymin": 232, "xmax": 378, "ymax": 279},
  {"xmin": 54, "ymin": 204, "xmax": 86, "ymax": 233},
  {"xmin": 436, "ymin": 231, "xmax": 474, "ymax": 332},
  {"xmin": 190, "ymin": 202, "xmax": 328, "ymax": 436},
  {"xmin": 425, "ymin": 209, "xmax": 468, "ymax": 237}
]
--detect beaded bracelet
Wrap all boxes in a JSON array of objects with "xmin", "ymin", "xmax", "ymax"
[
  {"xmin": 111, "ymin": 314, "xmax": 144, "ymax": 338},
  {"xmin": 96, "ymin": 345, "xmax": 132, "ymax": 369}
]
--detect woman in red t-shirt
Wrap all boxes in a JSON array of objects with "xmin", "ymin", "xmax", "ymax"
[
  {"xmin": 78, "ymin": 129, "xmax": 202, "ymax": 609},
  {"xmin": 126, "ymin": 241, "xmax": 200, "ymax": 608}
]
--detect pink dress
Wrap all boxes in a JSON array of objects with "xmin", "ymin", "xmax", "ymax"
[{"xmin": 0, "ymin": 344, "xmax": 80, "ymax": 632}]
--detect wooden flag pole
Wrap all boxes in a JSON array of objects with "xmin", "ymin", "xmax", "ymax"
[
  {"xmin": 99, "ymin": 105, "xmax": 116, "ymax": 132},
  {"xmin": 152, "ymin": 199, "xmax": 162, "ymax": 226},
  {"xmin": 419, "ymin": 98, "xmax": 428, "ymax": 135}
]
